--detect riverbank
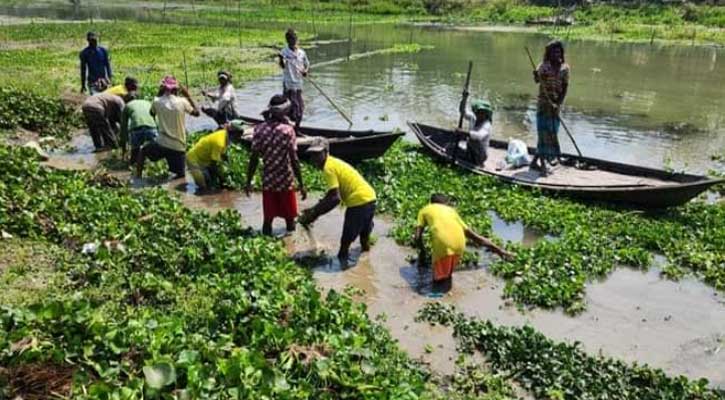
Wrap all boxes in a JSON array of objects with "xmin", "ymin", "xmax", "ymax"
[{"xmin": 2, "ymin": 0, "xmax": 725, "ymax": 45}]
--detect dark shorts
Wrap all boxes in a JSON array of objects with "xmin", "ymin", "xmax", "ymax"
[
  {"xmin": 283, "ymin": 88, "xmax": 304, "ymax": 125},
  {"xmin": 142, "ymin": 142, "xmax": 185, "ymax": 176},
  {"xmin": 130, "ymin": 126, "xmax": 158, "ymax": 148},
  {"xmin": 341, "ymin": 201, "xmax": 376, "ymax": 244}
]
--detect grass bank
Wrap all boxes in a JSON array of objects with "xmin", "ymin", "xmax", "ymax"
[
  {"xmin": 13, "ymin": 0, "xmax": 725, "ymax": 45},
  {"xmin": 0, "ymin": 20, "xmax": 288, "ymax": 95}
]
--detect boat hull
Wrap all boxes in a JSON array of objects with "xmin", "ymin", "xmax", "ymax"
[
  {"xmin": 238, "ymin": 116, "xmax": 403, "ymax": 163},
  {"xmin": 409, "ymin": 122, "xmax": 723, "ymax": 208}
]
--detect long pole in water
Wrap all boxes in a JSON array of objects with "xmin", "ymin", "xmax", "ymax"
[
  {"xmin": 307, "ymin": 75, "xmax": 353, "ymax": 127},
  {"xmin": 458, "ymin": 61, "xmax": 473, "ymax": 129},
  {"xmin": 524, "ymin": 46, "xmax": 582, "ymax": 158}
]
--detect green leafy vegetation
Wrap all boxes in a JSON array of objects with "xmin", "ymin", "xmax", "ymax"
[
  {"xmin": 417, "ymin": 302, "xmax": 725, "ymax": 399},
  {"xmin": 210, "ymin": 139, "xmax": 725, "ymax": 314},
  {"xmin": 0, "ymin": 145, "xmax": 435, "ymax": 398},
  {"xmin": 0, "ymin": 239, "xmax": 69, "ymax": 308},
  {"xmin": 0, "ymin": 21, "xmax": 291, "ymax": 95},
  {"xmin": 0, "ymin": 87, "xmax": 81, "ymax": 139}
]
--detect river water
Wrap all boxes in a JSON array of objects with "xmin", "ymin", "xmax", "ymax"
[
  {"xmin": 229, "ymin": 24, "xmax": 725, "ymax": 174},
  {"xmin": 8, "ymin": 3, "xmax": 725, "ymax": 389}
]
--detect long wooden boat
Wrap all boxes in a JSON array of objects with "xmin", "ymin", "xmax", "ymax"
[
  {"xmin": 409, "ymin": 122, "xmax": 724, "ymax": 208},
  {"xmin": 239, "ymin": 115, "xmax": 382, "ymax": 138},
  {"xmin": 239, "ymin": 116, "xmax": 404, "ymax": 163}
]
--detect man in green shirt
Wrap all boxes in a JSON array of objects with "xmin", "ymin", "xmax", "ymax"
[{"xmin": 120, "ymin": 79, "xmax": 157, "ymax": 163}]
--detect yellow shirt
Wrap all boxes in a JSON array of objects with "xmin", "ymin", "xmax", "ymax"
[
  {"xmin": 105, "ymin": 85, "xmax": 127, "ymax": 97},
  {"xmin": 187, "ymin": 129, "xmax": 227, "ymax": 167},
  {"xmin": 417, "ymin": 203, "xmax": 468, "ymax": 261},
  {"xmin": 323, "ymin": 156, "xmax": 376, "ymax": 208}
]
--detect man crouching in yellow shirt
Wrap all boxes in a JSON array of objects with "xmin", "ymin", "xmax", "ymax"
[
  {"xmin": 415, "ymin": 193, "xmax": 513, "ymax": 291},
  {"xmin": 186, "ymin": 120, "xmax": 246, "ymax": 193},
  {"xmin": 299, "ymin": 139, "xmax": 376, "ymax": 268}
]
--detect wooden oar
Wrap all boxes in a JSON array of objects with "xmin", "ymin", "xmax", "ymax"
[
  {"xmin": 458, "ymin": 60, "xmax": 473, "ymax": 129},
  {"xmin": 452, "ymin": 61, "xmax": 473, "ymax": 164},
  {"xmin": 525, "ymin": 46, "xmax": 583, "ymax": 158},
  {"xmin": 306, "ymin": 74, "xmax": 353, "ymax": 127}
]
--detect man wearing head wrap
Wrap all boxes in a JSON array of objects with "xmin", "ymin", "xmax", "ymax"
[
  {"xmin": 278, "ymin": 29, "xmax": 309, "ymax": 130},
  {"xmin": 456, "ymin": 96, "xmax": 493, "ymax": 166},
  {"xmin": 531, "ymin": 40, "xmax": 569, "ymax": 176},
  {"xmin": 136, "ymin": 75, "xmax": 200, "ymax": 180},
  {"xmin": 201, "ymin": 70, "xmax": 238, "ymax": 126},
  {"xmin": 80, "ymin": 31, "xmax": 112, "ymax": 94},
  {"xmin": 299, "ymin": 139, "xmax": 377, "ymax": 268},
  {"xmin": 81, "ymin": 91, "xmax": 124, "ymax": 152},
  {"xmin": 245, "ymin": 95, "xmax": 307, "ymax": 235},
  {"xmin": 119, "ymin": 81, "xmax": 156, "ymax": 164},
  {"xmin": 186, "ymin": 120, "xmax": 246, "ymax": 192}
]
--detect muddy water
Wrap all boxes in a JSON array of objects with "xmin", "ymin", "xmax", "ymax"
[
  {"xmin": 40, "ymin": 135, "xmax": 725, "ymax": 386},
  {"xmin": 174, "ymin": 186, "xmax": 725, "ymax": 387}
]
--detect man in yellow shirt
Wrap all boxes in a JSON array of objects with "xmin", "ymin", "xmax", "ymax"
[
  {"xmin": 415, "ymin": 193, "xmax": 513, "ymax": 290},
  {"xmin": 186, "ymin": 120, "xmax": 246, "ymax": 193},
  {"xmin": 299, "ymin": 140, "xmax": 376, "ymax": 267}
]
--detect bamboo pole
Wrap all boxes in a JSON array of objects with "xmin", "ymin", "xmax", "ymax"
[
  {"xmin": 347, "ymin": 0, "xmax": 353, "ymax": 61},
  {"xmin": 238, "ymin": 0, "xmax": 242, "ymax": 49}
]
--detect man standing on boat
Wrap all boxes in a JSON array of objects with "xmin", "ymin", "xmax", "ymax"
[
  {"xmin": 80, "ymin": 31, "xmax": 113, "ymax": 95},
  {"xmin": 457, "ymin": 98, "xmax": 493, "ymax": 166},
  {"xmin": 278, "ymin": 29, "xmax": 309, "ymax": 131},
  {"xmin": 299, "ymin": 139, "xmax": 377, "ymax": 268},
  {"xmin": 531, "ymin": 40, "xmax": 569, "ymax": 176},
  {"xmin": 245, "ymin": 95, "xmax": 307, "ymax": 235},
  {"xmin": 415, "ymin": 194, "xmax": 513, "ymax": 292}
]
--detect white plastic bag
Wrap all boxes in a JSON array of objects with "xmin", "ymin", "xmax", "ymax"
[{"xmin": 505, "ymin": 139, "xmax": 530, "ymax": 167}]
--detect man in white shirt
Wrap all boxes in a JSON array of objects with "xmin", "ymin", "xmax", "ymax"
[
  {"xmin": 456, "ymin": 97, "xmax": 493, "ymax": 167},
  {"xmin": 201, "ymin": 70, "xmax": 238, "ymax": 127},
  {"xmin": 136, "ymin": 75, "xmax": 200, "ymax": 179},
  {"xmin": 278, "ymin": 29, "xmax": 309, "ymax": 130}
]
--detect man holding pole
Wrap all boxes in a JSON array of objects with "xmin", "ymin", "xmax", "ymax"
[
  {"xmin": 278, "ymin": 29, "xmax": 309, "ymax": 130},
  {"xmin": 530, "ymin": 40, "xmax": 569, "ymax": 176}
]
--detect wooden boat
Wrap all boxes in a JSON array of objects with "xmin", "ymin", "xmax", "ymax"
[
  {"xmin": 238, "ymin": 116, "xmax": 404, "ymax": 163},
  {"xmin": 409, "ymin": 122, "xmax": 724, "ymax": 208},
  {"xmin": 239, "ymin": 115, "xmax": 383, "ymax": 138}
]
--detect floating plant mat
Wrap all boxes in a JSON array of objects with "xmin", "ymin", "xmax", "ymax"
[{"xmin": 215, "ymin": 140, "xmax": 725, "ymax": 314}]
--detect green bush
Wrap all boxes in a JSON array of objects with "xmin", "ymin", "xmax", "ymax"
[{"xmin": 0, "ymin": 88, "xmax": 81, "ymax": 139}]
